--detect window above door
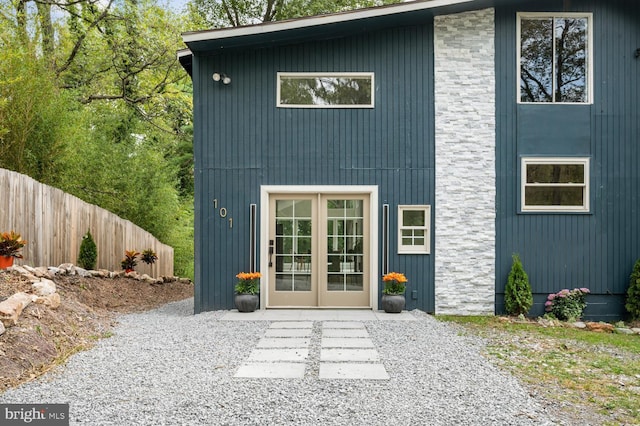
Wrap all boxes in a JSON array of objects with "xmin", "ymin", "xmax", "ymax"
[{"xmin": 277, "ymin": 72, "xmax": 375, "ymax": 108}]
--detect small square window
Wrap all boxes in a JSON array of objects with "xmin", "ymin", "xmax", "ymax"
[
  {"xmin": 398, "ymin": 205, "xmax": 430, "ymax": 254},
  {"xmin": 521, "ymin": 157, "xmax": 590, "ymax": 212}
]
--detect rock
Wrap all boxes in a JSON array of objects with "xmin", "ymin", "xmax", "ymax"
[
  {"xmin": 47, "ymin": 267, "xmax": 62, "ymax": 275},
  {"xmin": 571, "ymin": 321, "xmax": 587, "ymax": 329},
  {"xmin": 32, "ymin": 279, "xmax": 56, "ymax": 296},
  {"xmin": 34, "ymin": 266, "xmax": 49, "ymax": 277},
  {"xmin": 585, "ymin": 322, "xmax": 615, "ymax": 333},
  {"xmin": 58, "ymin": 263, "xmax": 76, "ymax": 275},
  {"xmin": 22, "ymin": 265, "xmax": 37, "ymax": 274},
  {"xmin": 614, "ymin": 328, "xmax": 634, "ymax": 335},
  {"xmin": 75, "ymin": 266, "xmax": 91, "ymax": 277},
  {"xmin": 90, "ymin": 270, "xmax": 109, "ymax": 278},
  {"xmin": 632, "ymin": 328, "xmax": 640, "ymax": 335},
  {"xmin": 10, "ymin": 265, "xmax": 30, "ymax": 276},
  {"xmin": 35, "ymin": 293, "xmax": 61, "ymax": 309},
  {"xmin": 179, "ymin": 278, "xmax": 191, "ymax": 284},
  {"xmin": 140, "ymin": 274, "xmax": 156, "ymax": 283},
  {"xmin": 0, "ymin": 292, "xmax": 37, "ymax": 327},
  {"xmin": 0, "ymin": 321, "xmax": 5, "ymax": 336}
]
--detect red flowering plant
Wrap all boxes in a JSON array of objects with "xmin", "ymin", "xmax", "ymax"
[
  {"xmin": 382, "ymin": 272, "xmax": 408, "ymax": 295},
  {"xmin": 545, "ymin": 288, "xmax": 590, "ymax": 321},
  {"xmin": 235, "ymin": 272, "xmax": 262, "ymax": 295}
]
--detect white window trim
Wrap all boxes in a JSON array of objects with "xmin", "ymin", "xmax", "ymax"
[
  {"xmin": 516, "ymin": 12, "xmax": 594, "ymax": 105},
  {"xmin": 521, "ymin": 157, "xmax": 590, "ymax": 212},
  {"xmin": 398, "ymin": 205, "xmax": 431, "ymax": 254},
  {"xmin": 276, "ymin": 72, "xmax": 375, "ymax": 108}
]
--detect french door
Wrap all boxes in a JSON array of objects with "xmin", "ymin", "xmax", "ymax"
[{"xmin": 267, "ymin": 193, "xmax": 370, "ymax": 308}]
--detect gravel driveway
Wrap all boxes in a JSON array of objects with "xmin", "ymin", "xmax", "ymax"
[{"xmin": 0, "ymin": 299, "xmax": 556, "ymax": 425}]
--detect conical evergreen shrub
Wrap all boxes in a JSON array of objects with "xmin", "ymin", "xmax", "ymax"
[
  {"xmin": 77, "ymin": 230, "xmax": 97, "ymax": 270},
  {"xmin": 505, "ymin": 254, "xmax": 533, "ymax": 316},
  {"xmin": 625, "ymin": 258, "xmax": 640, "ymax": 320}
]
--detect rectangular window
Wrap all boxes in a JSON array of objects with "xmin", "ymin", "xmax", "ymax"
[
  {"xmin": 518, "ymin": 13, "xmax": 592, "ymax": 104},
  {"xmin": 277, "ymin": 72, "xmax": 374, "ymax": 108},
  {"xmin": 398, "ymin": 205, "xmax": 430, "ymax": 254},
  {"xmin": 521, "ymin": 158, "xmax": 590, "ymax": 212}
]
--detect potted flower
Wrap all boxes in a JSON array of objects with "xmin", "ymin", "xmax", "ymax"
[
  {"xmin": 121, "ymin": 250, "xmax": 140, "ymax": 273},
  {"xmin": 381, "ymin": 272, "xmax": 408, "ymax": 313},
  {"xmin": 0, "ymin": 231, "xmax": 27, "ymax": 269},
  {"xmin": 234, "ymin": 272, "xmax": 261, "ymax": 312}
]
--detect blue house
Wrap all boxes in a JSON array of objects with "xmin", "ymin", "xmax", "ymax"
[{"xmin": 180, "ymin": 0, "xmax": 640, "ymax": 320}]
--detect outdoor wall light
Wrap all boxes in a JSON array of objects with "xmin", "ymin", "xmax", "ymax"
[
  {"xmin": 635, "ymin": 48, "xmax": 640, "ymax": 59},
  {"xmin": 212, "ymin": 72, "xmax": 231, "ymax": 84}
]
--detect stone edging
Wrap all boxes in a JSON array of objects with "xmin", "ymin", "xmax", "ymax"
[{"xmin": 0, "ymin": 263, "xmax": 192, "ymax": 336}]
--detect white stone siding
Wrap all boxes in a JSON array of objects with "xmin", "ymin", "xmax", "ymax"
[{"xmin": 434, "ymin": 8, "xmax": 496, "ymax": 315}]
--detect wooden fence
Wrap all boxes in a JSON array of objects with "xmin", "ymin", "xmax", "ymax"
[{"xmin": 0, "ymin": 168, "xmax": 173, "ymax": 277}]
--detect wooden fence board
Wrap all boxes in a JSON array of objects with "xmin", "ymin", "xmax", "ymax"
[{"xmin": 0, "ymin": 168, "xmax": 174, "ymax": 277}]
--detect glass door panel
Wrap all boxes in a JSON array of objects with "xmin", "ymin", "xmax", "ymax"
[
  {"xmin": 320, "ymin": 196, "xmax": 369, "ymax": 307},
  {"xmin": 269, "ymin": 197, "xmax": 317, "ymax": 307}
]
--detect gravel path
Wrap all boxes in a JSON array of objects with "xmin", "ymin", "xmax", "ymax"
[{"xmin": 0, "ymin": 299, "xmax": 556, "ymax": 425}]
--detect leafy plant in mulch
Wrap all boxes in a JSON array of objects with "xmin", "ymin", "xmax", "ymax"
[
  {"xmin": 77, "ymin": 230, "xmax": 97, "ymax": 270},
  {"xmin": 504, "ymin": 254, "xmax": 533, "ymax": 316},
  {"xmin": 625, "ymin": 258, "xmax": 640, "ymax": 320}
]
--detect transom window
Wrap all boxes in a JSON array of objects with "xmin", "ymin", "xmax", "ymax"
[
  {"xmin": 521, "ymin": 158, "xmax": 590, "ymax": 212},
  {"xmin": 277, "ymin": 72, "xmax": 374, "ymax": 108},
  {"xmin": 518, "ymin": 13, "xmax": 592, "ymax": 104},
  {"xmin": 398, "ymin": 205, "xmax": 430, "ymax": 254}
]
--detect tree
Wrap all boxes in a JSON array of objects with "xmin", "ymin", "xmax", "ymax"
[
  {"xmin": 186, "ymin": 0, "xmax": 402, "ymax": 29},
  {"xmin": 505, "ymin": 254, "xmax": 533, "ymax": 316},
  {"xmin": 78, "ymin": 230, "xmax": 98, "ymax": 270},
  {"xmin": 626, "ymin": 258, "xmax": 640, "ymax": 321}
]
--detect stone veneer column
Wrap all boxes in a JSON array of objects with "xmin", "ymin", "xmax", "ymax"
[{"xmin": 434, "ymin": 8, "xmax": 496, "ymax": 315}]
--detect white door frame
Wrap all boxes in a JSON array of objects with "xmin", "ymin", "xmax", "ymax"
[{"xmin": 260, "ymin": 185, "xmax": 379, "ymax": 310}]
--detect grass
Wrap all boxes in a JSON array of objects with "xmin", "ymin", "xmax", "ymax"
[{"xmin": 437, "ymin": 315, "xmax": 640, "ymax": 425}]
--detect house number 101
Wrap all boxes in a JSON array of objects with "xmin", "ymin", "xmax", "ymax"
[{"xmin": 212, "ymin": 199, "xmax": 233, "ymax": 228}]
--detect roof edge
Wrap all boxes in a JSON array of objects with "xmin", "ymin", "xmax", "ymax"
[{"xmin": 182, "ymin": 0, "xmax": 476, "ymax": 44}]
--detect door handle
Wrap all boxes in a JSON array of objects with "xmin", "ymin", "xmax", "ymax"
[{"xmin": 268, "ymin": 240, "xmax": 274, "ymax": 267}]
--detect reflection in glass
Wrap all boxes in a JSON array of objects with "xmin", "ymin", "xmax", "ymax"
[
  {"xmin": 520, "ymin": 17, "xmax": 587, "ymax": 103},
  {"xmin": 326, "ymin": 199, "xmax": 364, "ymax": 292},
  {"xmin": 527, "ymin": 164, "xmax": 584, "ymax": 184},
  {"xmin": 525, "ymin": 187, "xmax": 584, "ymax": 206},
  {"xmin": 280, "ymin": 75, "xmax": 373, "ymax": 106},
  {"xmin": 275, "ymin": 199, "xmax": 312, "ymax": 292}
]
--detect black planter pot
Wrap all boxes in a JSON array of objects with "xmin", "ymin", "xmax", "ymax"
[
  {"xmin": 381, "ymin": 294, "xmax": 405, "ymax": 313},
  {"xmin": 235, "ymin": 294, "xmax": 259, "ymax": 312}
]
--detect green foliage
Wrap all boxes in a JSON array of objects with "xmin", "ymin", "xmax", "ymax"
[
  {"xmin": 545, "ymin": 288, "xmax": 590, "ymax": 322},
  {"xmin": 186, "ymin": 0, "xmax": 403, "ymax": 29},
  {"xmin": 235, "ymin": 272, "xmax": 261, "ymax": 295},
  {"xmin": 504, "ymin": 254, "xmax": 533, "ymax": 316},
  {"xmin": 625, "ymin": 258, "xmax": 640, "ymax": 320},
  {"xmin": 141, "ymin": 248, "xmax": 158, "ymax": 265},
  {"xmin": 77, "ymin": 230, "xmax": 98, "ymax": 270}
]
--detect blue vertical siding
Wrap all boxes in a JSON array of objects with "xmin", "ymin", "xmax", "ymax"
[
  {"xmin": 495, "ymin": 0, "xmax": 640, "ymax": 320},
  {"xmin": 193, "ymin": 23, "xmax": 435, "ymax": 313}
]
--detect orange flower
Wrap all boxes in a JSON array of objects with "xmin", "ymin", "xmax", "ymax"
[
  {"xmin": 382, "ymin": 272, "xmax": 407, "ymax": 283},
  {"xmin": 236, "ymin": 272, "xmax": 262, "ymax": 281}
]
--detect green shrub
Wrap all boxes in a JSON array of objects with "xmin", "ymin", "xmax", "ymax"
[
  {"xmin": 77, "ymin": 230, "xmax": 97, "ymax": 270},
  {"xmin": 625, "ymin": 258, "xmax": 640, "ymax": 320},
  {"xmin": 505, "ymin": 254, "xmax": 533, "ymax": 316},
  {"xmin": 545, "ymin": 288, "xmax": 590, "ymax": 322}
]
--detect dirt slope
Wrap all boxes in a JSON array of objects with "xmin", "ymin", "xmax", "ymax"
[{"xmin": 0, "ymin": 271, "xmax": 193, "ymax": 393}]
